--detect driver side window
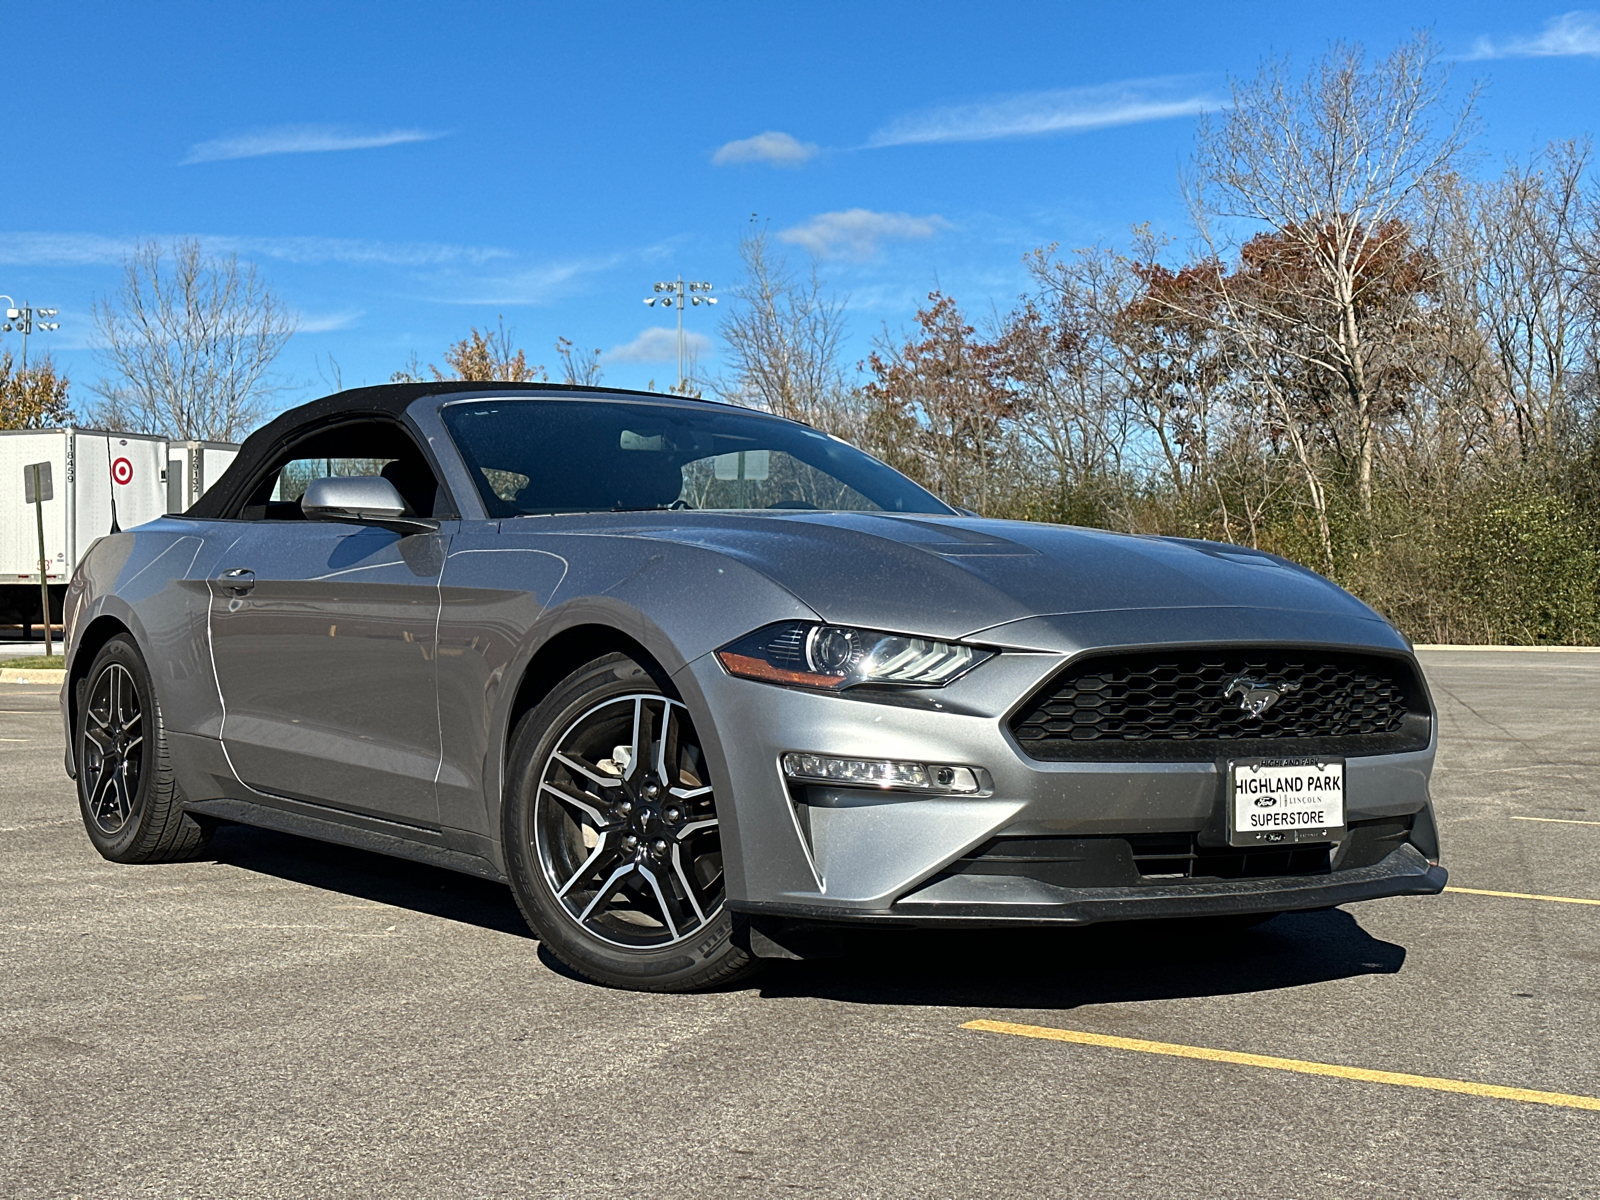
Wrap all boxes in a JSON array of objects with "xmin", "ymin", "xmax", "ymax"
[
  {"xmin": 232, "ymin": 419, "xmax": 448, "ymax": 521},
  {"xmin": 272, "ymin": 457, "xmax": 395, "ymax": 507}
]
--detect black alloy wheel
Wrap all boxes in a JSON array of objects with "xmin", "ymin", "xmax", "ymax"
[
  {"xmin": 81, "ymin": 661, "xmax": 144, "ymax": 836},
  {"xmin": 75, "ymin": 634, "xmax": 212, "ymax": 863},
  {"xmin": 537, "ymin": 692, "xmax": 723, "ymax": 948},
  {"xmin": 504, "ymin": 653, "xmax": 756, "ymax": 991}
]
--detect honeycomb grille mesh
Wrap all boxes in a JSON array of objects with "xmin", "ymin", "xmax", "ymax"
[{"xmin": 1010, "ymin": 648, "xmax": 1422, "ymax": 760}]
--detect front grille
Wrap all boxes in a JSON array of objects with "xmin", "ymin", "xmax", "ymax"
[
  {"xmin": 1125, "ymin": 833, "xmax": 1330, "ymax": 880},
  {"xmin": 1010, "ymin": 646, "xmax": 1430, "ymax": 761}
]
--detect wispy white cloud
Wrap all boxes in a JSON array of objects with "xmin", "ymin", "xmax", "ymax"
[
  {"xmin": 606, "ymin": 327, "xmax": 713, "ymax": 364},
  {"xmin": 1464, "ymin": 11, "xmax": 1600, "ymax": 59},
  {"xmin": 296, "ymin": 309, "xmax": 365, "ymax": 334},
  {"xmin": 0, "ymin": 231, "xmax": 130, "ymax": 266},
  {"xmin": 868, "ymin": 77, "xmax": 1218, "ymax": 147},
  {"xmin": 242, "ymin": 236, "xmax": 510, "ymax": 267},
  {"xmin": 0, "ymin": 231, "xmax": 512, "ymax": 268},
  {"xmin": 183, "ymin": 124, "xmax": 445, "ymax": 164},
  {"xmin": 443, "ymin": 255, "xmax": 627, "ymax": 306},
  {"xmin": 0, "ymin": 228, "xmax": 641, "ymax": 312},
  {"xmin": 778, "ymin": 209, "xmax": 950, "ymax": 260},
  {"xmin": 712, "ymin": 130, "xmax": 819, "ymax": 167}
]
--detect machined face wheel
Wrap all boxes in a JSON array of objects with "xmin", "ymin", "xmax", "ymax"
[
  {"xmin": 533, "ymin": 693, "xmax": 723, "ymax": 949},
  {"xmin": 81, "ymin": 662, "xmax": 145, "ymax": 836}
]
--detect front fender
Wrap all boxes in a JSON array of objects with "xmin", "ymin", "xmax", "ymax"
[
  {"xmin": 435, "ymin": 535, "xmax": 818, "ymax": 870},
  {"xmin": 62, "ymin": 529, "xmax": 218, "ymax": 769}
]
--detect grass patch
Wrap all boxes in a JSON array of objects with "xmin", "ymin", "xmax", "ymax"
[{"xmin": 0, "ymin": 655, "xmax": 64, "ymax": 670}]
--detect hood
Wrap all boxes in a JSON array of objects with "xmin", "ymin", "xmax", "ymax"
[{"xmin": 589, "ymin": 510, "xmax": 1393, "ymax": 644}]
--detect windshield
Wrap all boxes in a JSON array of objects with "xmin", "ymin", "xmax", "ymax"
[{"xmin": 440, "ymin": 398, "xmax": 954, "ymax": 518}]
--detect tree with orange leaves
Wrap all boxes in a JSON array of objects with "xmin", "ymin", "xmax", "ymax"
[
  {"xmin": 0, "ymin": 351, "xmax": 72, "ymax": 430},
  {"xmin": 433, "ymin": 318, "xmax": 545, "ymax": 383},
  {"xmin": 864, "ymin": 292, "xmax": 1016, "ymax": 515}
]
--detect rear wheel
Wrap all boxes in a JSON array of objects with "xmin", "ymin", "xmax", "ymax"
[
  {"xmin": 76, "ymin": 634, "xmax": 211, "ymax": 863},
  {"xmin": 503, "ymin": 653, "xmax": 757, "ymax": 992}
]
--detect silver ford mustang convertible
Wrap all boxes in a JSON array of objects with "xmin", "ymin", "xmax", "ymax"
[{"xmin": 61, "ymin": 382, "xmax": 1445, "ymax": 990}]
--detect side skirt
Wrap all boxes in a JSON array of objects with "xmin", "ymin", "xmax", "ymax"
[{"xmin": 185, "ymin": 795, "xmax": 508, "ymax": 883}]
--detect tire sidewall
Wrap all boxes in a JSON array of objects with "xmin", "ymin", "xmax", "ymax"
[
  {"xmin": 76, "ymin": 635, "xmax": 159, "ymax": 859},
  {"xmin": 502, "ymin": 653, "xmax": 744, "ymax": 990}
]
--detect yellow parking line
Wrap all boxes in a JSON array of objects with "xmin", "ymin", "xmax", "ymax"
[
  {"xmin": 961, "ymin": 1020, "xmax": 1600, "ymax": 1112},
  {"xmin": 1445, "ymin": 886, "xmax": 1600, "ymax": 906},
  {"xmin": 1511, "ymin": 815, "xmax": 1600, "ymax": 827}
]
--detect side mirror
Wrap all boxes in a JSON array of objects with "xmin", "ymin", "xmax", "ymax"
[{"xmin": 302, "ymin": 476, "xmax": 439, "ymax": 534}]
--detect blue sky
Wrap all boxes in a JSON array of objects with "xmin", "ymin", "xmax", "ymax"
[{"xmin": 4, "ymin": 2, "xmax": 1599, "ymax": 421}]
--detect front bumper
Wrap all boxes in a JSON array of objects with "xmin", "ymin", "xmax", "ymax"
[
  {"xmin": 733, "ymin": 844, "xmax": 1446, "ymax": 927},
  {"xmin": 678, "ymin": 640, "xmax": 1441, "ymax": 921}
]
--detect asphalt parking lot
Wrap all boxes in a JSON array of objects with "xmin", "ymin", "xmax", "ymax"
[{"xmin": 2, "ymin": 649, "xmax": 1598, "ymax": 1199}]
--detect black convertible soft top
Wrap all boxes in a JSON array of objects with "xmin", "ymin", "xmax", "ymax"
[{"xmin": 185, "ymin": 380, "xmax": 698, "ymax": 519}]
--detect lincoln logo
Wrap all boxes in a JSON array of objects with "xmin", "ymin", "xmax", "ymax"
[{"xmin": 1223, "ymin": 675, "xmax": 1299, "ymax": 718}]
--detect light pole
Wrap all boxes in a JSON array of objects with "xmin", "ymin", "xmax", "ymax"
[
  {"xmin": 0, "ymin": 297, "xmax": 61, "ymax": 372},
  {"xmin": 642, "ymin": 276, "xmax": 715, "ymax": 393}
]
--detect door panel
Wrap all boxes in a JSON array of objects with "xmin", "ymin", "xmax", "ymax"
[{"xmin": 208, "ymin": 521, "xmax": 449, "ymax": 826}]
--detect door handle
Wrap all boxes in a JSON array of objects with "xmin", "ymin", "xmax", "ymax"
[{"xmin": 217, "ymin": 568, "xmax": 256, "ymax": 595}]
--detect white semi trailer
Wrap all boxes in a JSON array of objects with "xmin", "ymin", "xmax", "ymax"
[
  {"xmin": 165, "ymin": 439, "xmax": 239, "ymax": 513},
  {"xmin": 0, "ymin": 428, "xmax": 238, "ymax": 625}
]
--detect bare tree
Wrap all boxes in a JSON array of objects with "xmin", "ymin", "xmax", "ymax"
[
  {"xmin": 390, "ymin": 352, "xmax": 426, "ymax": 384},
  {"xmin": 1439, "ymin": 141, "xmax": 1598, "ymax": 458},
  {"xmin": 1004, "ymin": 246, "xmax": 1131, "ymax": 517},
  {"xmin": 1186, "ymin": 34, "xmax": 1476, "ymax": 520},
  {"xmin": 91, "ymin": 239, "xmax": 297, "ymax": 440},
  {"xmin": 674, "ymin": 340, "xmax": 710, "ymax": 398},
  {"xmin": 1114, "ymin": 232, "xmax": 1233, "ymax": 519},
  {"xmin": 555, "ymin": 336, "xmax": 604, "ymax": 386},
  {"xmin": 718, "ymin": 229, "xmax": 850, "ymax": 427}
]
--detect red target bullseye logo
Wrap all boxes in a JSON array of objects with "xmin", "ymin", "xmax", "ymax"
[{"xmin": 111, "ymin": 457, "xmax": 134, "ymax": 486}]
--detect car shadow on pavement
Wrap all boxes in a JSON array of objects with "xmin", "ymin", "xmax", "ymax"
[
  {"xmin": 208, "ymin": 823, "xmax": 533, "ymax": 939},
  {"xmin": 754, "ymin": 910, "xmax": 1408, "ymax": 1011},
  {"xmin": 208, "ymin": 824, "xmax": 1407, "ymax": 1009}
]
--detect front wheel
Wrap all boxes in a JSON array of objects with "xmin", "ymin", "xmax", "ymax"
[
  {"xmin": 502, "ymin": 653, "xmax": 757, "ymax": 992},
  {"xmin": 76, "ymin": 634, "xmax": 211, "ymax": 863}
]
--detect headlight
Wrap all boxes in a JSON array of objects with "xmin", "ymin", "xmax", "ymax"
[{"xmin": 716, "ymin": 621, "xmax": 992, "ymax": 690}]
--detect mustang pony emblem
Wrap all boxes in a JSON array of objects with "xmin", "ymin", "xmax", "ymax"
[{"xmin": 1223, "ymin": 675, "xmax": 1299, "ymax": 718}]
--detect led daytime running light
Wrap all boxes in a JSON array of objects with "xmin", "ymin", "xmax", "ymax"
[{"xmin": 782, "ymin": 753, "xmax": 981, "ymax": 794}]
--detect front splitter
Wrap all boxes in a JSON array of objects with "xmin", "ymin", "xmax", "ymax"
[{"xmin": 731, "ymin": 844, "xmax": 1446, "ymax": 928}]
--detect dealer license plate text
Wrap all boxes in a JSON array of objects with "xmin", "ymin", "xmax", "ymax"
[{"xmin": 1229, "ymin": 758, "xmax": 1345, "ymax": 846}]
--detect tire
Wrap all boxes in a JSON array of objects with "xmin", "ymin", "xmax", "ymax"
[
  {"xmin": 75, "ymin": 633, "xmax": 212, "ymax": 863},
  {"xmin": 502, "ymin": 652, "xmax": 757, "ymax": 992}
]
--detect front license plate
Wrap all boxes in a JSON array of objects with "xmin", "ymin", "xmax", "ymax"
[{"xmin": 1228, "ymin": 758, "xmax": 1345, "ymax": 846}]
